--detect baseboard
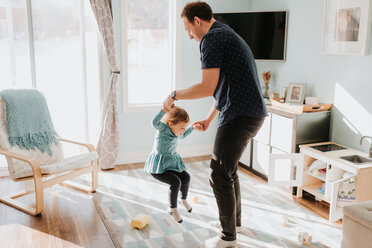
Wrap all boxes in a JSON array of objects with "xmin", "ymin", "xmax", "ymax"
[
  {"xmin": 115, "ymin": 144, "xmax": 213, "ymax": 165},
  {"xmin": 0, "ymin": 168, "xmax": 9, "ymax": 177},
  {"xmin": 177, "ymin": 144, "xmax": 213, "ymax": 158}
]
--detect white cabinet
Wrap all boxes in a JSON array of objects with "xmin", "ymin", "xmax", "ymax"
[
  {"xmin": 254, "ymin": 113, "xmax": 271, "ymax": 145},
  {"xmin": 268, "ymin": 142, "xmax": 372, "ymax": 222},
  {"xmin": 239, "ymin": 141, "xmax": 251, "ymax": 166},
  {"xmin": 268, "ymin": 153, "xmax": 303, "ymax": 187},
  {"xmin": 239, "ymin": 106, "xmax": 330, "ymax": 179},
  {"xmin": 270, "ymin": 114, "xmax": 293, "ymax": 153},
  {"xmin": 251, "ymin": 140, "xmax": 270, "ymax": 175},
  {"xmin": 271, "ymin": 147, "xmax": 295, "ymax": 182}
]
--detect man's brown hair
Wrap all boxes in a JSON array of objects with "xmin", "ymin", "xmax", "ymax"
[
  {"xmin": 181, "ymin": 1, "xmax": 213, "ymax": 23},
  {"xmin": 164, "ymin": 106, "xmax": 190, "ymax": 125}
]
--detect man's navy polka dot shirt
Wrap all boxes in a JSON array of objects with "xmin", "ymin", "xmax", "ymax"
[{"xmin": 200, "ymin": 21, "xmax": 268, "ymax": 127}]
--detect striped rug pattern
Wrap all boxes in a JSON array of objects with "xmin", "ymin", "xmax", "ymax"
[{"xmin": 92, "ymin": 160, "xmax": 341, "ymax": 248}]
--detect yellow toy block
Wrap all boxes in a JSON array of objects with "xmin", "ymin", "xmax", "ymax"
[{"xmin": 131, "ymin": 214, "xmax": 150, "ymax": 229}]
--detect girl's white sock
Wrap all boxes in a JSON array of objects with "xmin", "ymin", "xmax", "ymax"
[
  {"xmin": 181, "ymin": 199, "xmax": 192, "ymax": 213},
  {"xmin": 168, "ymin": 207, "xmax": 183, "ymax": 223}
]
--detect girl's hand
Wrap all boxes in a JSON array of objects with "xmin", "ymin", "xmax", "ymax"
[
  {"xmin": 193, "ymin": 119, "xmax": 211, "ymax": 132},
  {"xmin": 162, "ymin": 104, "xmax": 174, "ymax": 113},
  {"xmin": 163, "ymin": 95, "xmax": 175, "ymax": 112},
  {"xmin": 192, "ymin": 123, "xmax": 203, "ymax": 131}
]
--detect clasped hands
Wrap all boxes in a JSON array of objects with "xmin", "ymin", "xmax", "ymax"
[{"xmin": 163, "ymin": 95, "xmax": 209, "ymax": 132}]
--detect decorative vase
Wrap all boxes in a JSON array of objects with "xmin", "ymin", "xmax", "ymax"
[
  {"xmin": 261, "ymin": 71, "xmax": 272, "ymax": 99},
  {"xmin": 262, "ymin": 80, "xmax": 270, "ymax": 98}
]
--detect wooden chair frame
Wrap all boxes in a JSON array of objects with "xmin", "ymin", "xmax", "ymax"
[{"xmin": 0, "ymin": 138, "xmax": 98, "ymax": 216}]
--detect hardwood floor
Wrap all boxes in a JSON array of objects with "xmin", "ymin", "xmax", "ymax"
[
  {"xmin": 0, "ymin": 155, "xmax": 340, "ymax": 247},
  {"xmin": 0, "ymin": 177, "xmax": 114, "ymax": 247}
]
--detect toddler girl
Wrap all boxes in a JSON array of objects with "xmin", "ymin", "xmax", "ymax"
[{"xmin": 144, "ymin": 106, "xmax": 201, "ymax": 223}]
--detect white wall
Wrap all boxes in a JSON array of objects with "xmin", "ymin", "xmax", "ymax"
[
  {"xmin": 113, "ymin": 0, "xmax": 372, "ymax": 164},
  {"xmin": 112, "ymin": 0, "xmax": 251, "ymax": 164},
  {"xmin": 250, "ymin": 0, "xmax": 372, "ymax": 152}
]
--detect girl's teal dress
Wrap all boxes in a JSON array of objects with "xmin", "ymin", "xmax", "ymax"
[{"xmin": 144, "ymin": 109, "xmax": 193, "ymax": 174}]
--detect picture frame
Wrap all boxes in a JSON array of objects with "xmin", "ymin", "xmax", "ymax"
[
  {"xmin": 322, "ymin": 0, "xmax": 372, "ymax": 55},
  {"xmin": 285, "ymin": 83, "xmax": 307, "ymax": 104}
]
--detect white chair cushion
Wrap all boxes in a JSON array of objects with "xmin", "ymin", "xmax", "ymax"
[
  {"xmin": 0, "ymin": 96, "xmax": 64, "ymax": 180},
  {"xmin": 9, "ymin": 151, "xmax": 98, "ymax": 179},
  {"xmin": 42, "ymin": 152, "xmax": 98, "ymax": 174}
]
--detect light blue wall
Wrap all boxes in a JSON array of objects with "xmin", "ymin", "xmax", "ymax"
[
  {"xmin": 113, "ymin": 0, "xmax": 372, "ymax": 157},
  {"xmin": 112, "ymin": 0, "xmax": 251, "ymax": 157},
  {"xmin": 250, "ymin": 0, "xmax": 372, "ymax": 152}
]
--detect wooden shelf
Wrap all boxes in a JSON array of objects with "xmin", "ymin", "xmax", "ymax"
[
  {"xmin": 304, "ymin": 170, "xmax": 326, "ymax": 181},
  {"xmin": 302, "ymin": 183, "xmax": 329, "ymax": 203},
  {"xmin": 270, "ymin": 99, "xmax": 332, "ymax": 114}
]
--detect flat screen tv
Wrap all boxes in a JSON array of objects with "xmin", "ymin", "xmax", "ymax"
[{"xmin": 214, "ymin": 11, "xmax": 288, "ymax": 61}]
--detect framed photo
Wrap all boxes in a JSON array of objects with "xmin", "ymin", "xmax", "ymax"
[
  {"xmin": 286, "ymin": 83, "xmax": 307, "ymax": 104},
  {"xmin": 322, "ymin": 0, "xmax": 372, "ymax": 55}
]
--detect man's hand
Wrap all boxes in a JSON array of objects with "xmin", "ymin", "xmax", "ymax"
[
  {"xmin": 192, "ymin": 123, "xmax": 203, "ymax": 131},
  {"xmin": 162, "ymin": 106, "xmax": 169, "ymax": 113},
  {"xmin": 193, "ymin": 119, "xmax": 211, "ymax": 132},
  {"xmin": 163, "ymin": 95, "xmax": 175, "ymax": 112}
]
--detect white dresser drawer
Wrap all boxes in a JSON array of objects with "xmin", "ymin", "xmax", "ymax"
[
  {"xmin": 254, "ymin": 114, "xmax": 271, "ymax": 145},
  {"xmin": 270, "ymin": 113, "xmax": 294, "ymax": 153}
]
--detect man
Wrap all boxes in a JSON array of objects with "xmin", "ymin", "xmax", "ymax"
[{"xmin": 163, "ymin": 2, "xmax": 268, "ymax": 247}]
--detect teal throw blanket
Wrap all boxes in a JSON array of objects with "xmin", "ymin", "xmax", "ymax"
[{"xmin": 0, "ymin": 89, "xmax": 58, "ymax": 155}]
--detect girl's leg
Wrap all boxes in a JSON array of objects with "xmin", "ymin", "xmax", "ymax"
[
  {"xmin": 151, "ymin": 171, "xmax": 181, "ymax": 208},
  {"xmin": 151, "ymin": 171, "xmax": 183, "ymax": 223},
  {"xmin": 175, "ymin": 170, "xmax": 190, "ymax": 200},
  {"xmin": 174, "ymin": 170, "xmax": 192, "ymax": 212}
]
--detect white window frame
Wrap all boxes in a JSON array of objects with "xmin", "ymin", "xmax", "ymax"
[
  {"xmin": 0, "ymin": 0, "xmax": 100, "ymax": 175},
  {"xmin": 121, "ymin": 0, "xmax": 181, "ymax": 113},
  {"xmin": 1, "ymin": 0, "xmax": 92, "ymax": 137}
]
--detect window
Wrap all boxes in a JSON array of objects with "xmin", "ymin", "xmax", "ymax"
[
  {"xmin": 122, "ymin": 0, "xmax": 176, "ymax": 110},
  {"xmin": 0, "ymin": 0, "xmax": 32, "ymax": 89},
  {"xmin": 0, "ymin": 0, "xmax": 100, "ymax": 171}
]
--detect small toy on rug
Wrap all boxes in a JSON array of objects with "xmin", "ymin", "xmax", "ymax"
[
  {"xmin": 298, "ymin": 231, "xmax": 313, "ymax": 247},
  {"xmin": 281, "ymin": 214, "xmax": 289, "ymax": 227},
  {"xmin": 192, "ymin": 196, "xmax": 207, "ymax": 205},
  {"xmin": 131, "ymin": 213, "xmax": 150, "ymax": 229},
  {"xmin": 281, "ymin": 214, "xmax": 297, "ymax": 228}
]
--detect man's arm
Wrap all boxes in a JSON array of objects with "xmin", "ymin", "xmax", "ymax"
[
  {"xmin": 176, "ymin": 68, "xmax": 220, "ymax": 99},
  {"xmin": 163, "ymin": 68, "xmax": 220, "ymax": 111},
  {"xmin": 193, "ymin": 99, "xmax": 219, "ymax": 131},
  {"xmin": 206, "ymin": 99, "xmax": 219, "ymax": 123}
]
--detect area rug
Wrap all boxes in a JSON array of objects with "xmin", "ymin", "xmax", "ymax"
[{"xmin": 91, "ymin": 160, "xmax": 342, "ymax": 248}]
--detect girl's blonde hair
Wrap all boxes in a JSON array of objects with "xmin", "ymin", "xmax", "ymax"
[{"xmin": 164, "ymin": 106, "xmax": 190, "ymax": 125}]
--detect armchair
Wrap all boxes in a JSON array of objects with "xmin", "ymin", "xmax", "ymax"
[{"xmin": 0, "ymin": 93, "xmax": 98, "ymax": 216}]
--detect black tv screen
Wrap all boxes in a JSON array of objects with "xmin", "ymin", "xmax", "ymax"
[{"xmin": 214, "ymin": 11, "xmax": 288, "ymax": 61}]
